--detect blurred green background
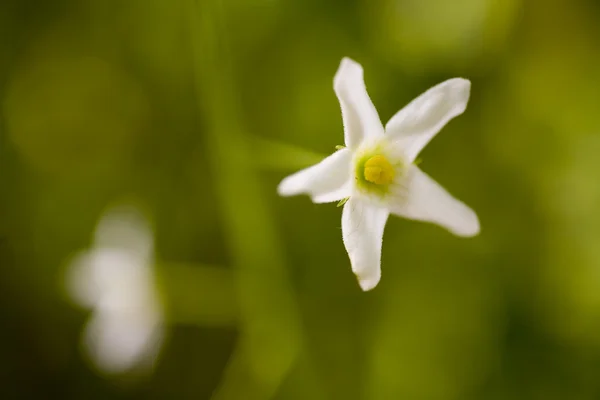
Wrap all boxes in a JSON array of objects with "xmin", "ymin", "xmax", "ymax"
[{"xmin": 3, "ymin": 0, "xmax": 600, "ymax": 398}]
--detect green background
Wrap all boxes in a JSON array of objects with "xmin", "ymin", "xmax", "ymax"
[{"xmin": 2, "ymin": 0, "xmax": 600, "ymax": 398}]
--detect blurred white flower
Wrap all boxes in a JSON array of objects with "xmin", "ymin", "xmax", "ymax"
[
  {"xmin": 66, "ymin": 206, "xmax": 164, "ymax": 374},
  {"xmin": 278, "ymin": 57, "xmax": 479, "ymax": 291}
]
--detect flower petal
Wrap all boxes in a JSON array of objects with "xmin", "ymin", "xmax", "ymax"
[
  {"xmin": 389, "ymin": 167, "xmax": 479, "ymax": 237},
  {"xmin": 277, "ymin": 148, "xmax": 352, "ymax": 203},
  {"xmin": 66, "ymin": 248, "xmax": 154, "ymax": 311},
  {"xmin": 342, "ymin": 197, "xmax": 389, "ymax": 291},
  {"xmin": 66, "ymin": 251, "xmax": 104, "ymax": 308},
  {"xmin": 334, "ymin": 57, "xmax": 384, "ymax": 148},
  {"xmin": 84, "ymin": 311, "xmax": 163, "ymax": 374},
  {"xmin": 94, "ymin": 205, "xmax": 154, "ymax": 259},
  {"xmin": 385, "ymin": 78, "xmax": 471, "ymax": 162}
]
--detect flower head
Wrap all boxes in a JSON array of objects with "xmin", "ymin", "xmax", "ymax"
[
  {"xmin": 66, "ymin": 205, "xmax": 164, "ymax": 374},
  {"xmin": 278, "ymin": 57, "xmax": 479, "ymax": 291}
]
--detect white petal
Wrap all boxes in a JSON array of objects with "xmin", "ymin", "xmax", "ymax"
[
  {"xmin": 389, "ymin": 167, "xmax": 479, "ymax": 237},
  {"xmin": 66, "ymin": 248, "xmax": 153, "ymax": 311},
  {"xmin": 334, "ymin": 57, "xmax": 384, "ymax": 148},
  {"xmin": 66, "ymin": 252, "xmax": 104, "ymax": 308},
  {"xmin": 92, "ymin": 252, "xmax": 159, "ymax": 314},
  {"xmin": 277, "ymin": 149, "xmax": 352, "ymax": 203},
  {"xmin": 83, "ymin": 311, "xmax": 163, "ymax": 374},
  {"xmin": 342, "ymin": 197, "xmax": 389, "ymax": 291},
  {"xmin": 385, "ymin": 78, "xmax": 471, "ymax": 162},
  {"xmin": 94, "ymin": 205, "xmax": 153, "ymax": 258}
]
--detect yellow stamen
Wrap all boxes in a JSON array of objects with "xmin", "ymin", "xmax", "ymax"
[{"xmin": 363, "ymin": 154, "xmax": 395, "ymax": 185}]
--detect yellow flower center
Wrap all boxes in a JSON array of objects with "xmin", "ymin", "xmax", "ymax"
[{"xmin": 363, "ymin": 154, "xmax": 395, "ymax": 185}]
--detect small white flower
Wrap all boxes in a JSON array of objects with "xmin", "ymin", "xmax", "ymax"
[
  {"xmin": 66, "ymin": 206, "xmax": 164, "ymax": 374},
  {"xmin": 278, "ymin": 57, "xmax": 480, "ymax": 291}
]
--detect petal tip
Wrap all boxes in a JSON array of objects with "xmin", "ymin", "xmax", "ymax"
[
  {"xmin": 277, "ymin": 177, "xmax": 295, "ymax": 197},
  {"xmin": 354, "ymin": 268, "xmax": 381, "ymax": 291},
  {"xmin": 447, "ymin": 77, "xmax": 470, "ymax": 90},
  {"xmin": 454, "ymin": 212, "xmax": 480, "ymax": 238},
  {"xmin": 340, "ymin": 57, "xmax": 359, "ymax": 68},
  {"xmin": 466, "ymin": 221, "xmax": 481, "ymax": 237},
  {"xmin": 453, "ymin": 78, "xmax": 471, "ymax": 104},
  {"xmin": 357, "ymin": 274, "xmax": 380, "ymax": 291},
  {"xmin": 334, "ymin": 57, "xmax": 363, "ymax": 89}
]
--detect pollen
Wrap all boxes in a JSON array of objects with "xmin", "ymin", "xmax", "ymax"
[{"xmin": 363, "ymin": 154, "xmax": 395, "ymax": 185}]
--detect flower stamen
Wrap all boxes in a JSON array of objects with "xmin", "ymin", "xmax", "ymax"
[{"xmin": 363, "ymin": 155, "xmax": 395, "ymax": 185}]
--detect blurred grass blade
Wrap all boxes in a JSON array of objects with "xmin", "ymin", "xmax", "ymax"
[
  {"xmin": 187, "ymin": 0, "xmax": 301, "ymax": 398},
  {"xmin": 210, "ymin": 346, "xmax": 267, "ymax": 400},
  {"xmin": 249, "ymin": 135, "xmax": 327, "ymax": 170}
]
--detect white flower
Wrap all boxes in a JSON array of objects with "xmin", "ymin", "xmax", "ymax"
[
  {"xmin": 278, "ymin": 57, "xmax": 480, "ymax": 291},
  {"xmin": 66, "ymin": 206, "xmax": 164, "ymax": 374}
]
